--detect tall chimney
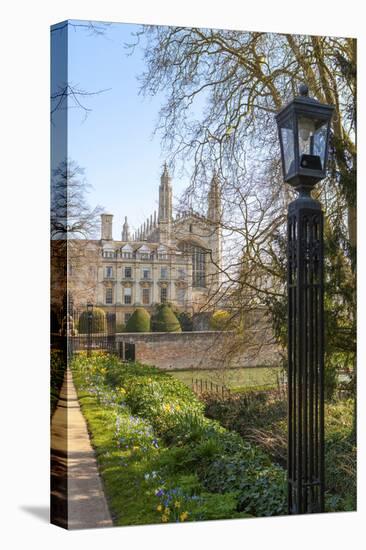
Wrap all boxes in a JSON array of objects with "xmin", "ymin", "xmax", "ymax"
[{"xmin": 101, "ymin": 213, "xmax": 113, "ymax": 240}]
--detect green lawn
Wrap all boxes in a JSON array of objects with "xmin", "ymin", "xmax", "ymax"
[{"xmin": 170, "ymin": 366, "xmax": 282, "ymax": 392}]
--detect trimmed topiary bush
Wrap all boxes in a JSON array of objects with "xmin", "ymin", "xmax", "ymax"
[
  {"xmin": 210, "ymin": 310, "xmax": 232, "ymax": 331},
  {"xmin": 152, "ymin": 304, "xmax": 182, "ymax": 332},
  {"xmin": 78, "ymin": 307, "xmax": 106, "ymax": 333},
  {"xmin": 125, "ymin": 307, "xmax": 151, "ymax": 332}
]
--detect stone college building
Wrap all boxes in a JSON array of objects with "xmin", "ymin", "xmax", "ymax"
[{"xmin": 68, "ymin": 165, "xmax": 222, "ymax": 328}]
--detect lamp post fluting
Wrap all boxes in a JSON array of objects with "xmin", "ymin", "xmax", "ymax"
[{"xmin": 276, "ymin": 84, "xmax": 334, "ymax": 514}]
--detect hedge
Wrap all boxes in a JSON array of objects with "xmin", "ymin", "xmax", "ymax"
[
  {"xmin": 125, "ymin": 307, "xmax": 151, "ymax": 332},
  {"xmin": 152, "ymin": 304, "xmax": 182, "ymax": 332},
  {"xmin": 78, "ymin": 307, "xmax": 106, "ymax": 333}
]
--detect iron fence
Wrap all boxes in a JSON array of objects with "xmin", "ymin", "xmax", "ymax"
[{"xmin": 191, "ymin": 378, "xmax": 231, "ymax": 398}]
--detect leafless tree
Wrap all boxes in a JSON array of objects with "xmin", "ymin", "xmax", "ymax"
[
  {"xmin": 51, "ymin": 21, "xmax": 111, "ymax": 121},
  {"xmin": 131, "ymin": 26, "xmax": 356, "ymax": 376},
  {"xmin": 51, "ymin": 159, "xmax": 104, "ymax": 311}
]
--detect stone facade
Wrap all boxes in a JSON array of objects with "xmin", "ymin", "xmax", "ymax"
[{"xmin": 67, "ymin": 165, "xmax": 222, "ymax": 326}]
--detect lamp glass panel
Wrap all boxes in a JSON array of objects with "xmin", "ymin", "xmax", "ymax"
[
  {"xmin": 298, "ymin": 116, "xmax": 328, "ymax": 169},
  {"xmin": 313, "ymin": 121, "xmax": 328, "ymax": 168},
  {"xmin": 298, "ymin": 117, "xmax": 315, "ymax": 155},
  {"xmin": 280, "ymin": 118, "xmax": 295, "ymax": 176}
]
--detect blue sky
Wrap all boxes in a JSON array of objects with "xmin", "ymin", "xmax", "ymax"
[{"xmin": 65, "ymin": 20, "xmax": 189, "ymax": 239}]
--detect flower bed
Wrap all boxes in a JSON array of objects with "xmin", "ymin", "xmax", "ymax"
[
  {"xmin": 203, "ymin": 391, "xmax": 356, "ymax": 512},
  {"xmin": 71, "ymin": 352, "xmax": 287, "ymax": 525}
]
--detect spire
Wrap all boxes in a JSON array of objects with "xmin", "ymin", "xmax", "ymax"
[
  {"xmin": 122, "ymin": 216, "xmax": 130, "ymax": 241},
  {"xmin": 158, "ymin": 162, "xmax": 173, "ymax": 223},
  {"xmin": 154, "ymin": 210, "xmax": 157, "ymax": 227},
  {"xmin": 207, "ymin": 171, "xmax": 221, "ymax": 222}
]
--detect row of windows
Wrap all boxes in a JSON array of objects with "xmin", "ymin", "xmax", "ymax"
[
  {"xmin": 104, "ymin": 266, "xmax": 185, "ymax": 280},
  {"xmin": 103, "ymin": 251, "xmax": 169, "ymax": 260},
  {"xmin": 71, "ymin": 243, "xmax": 207, "ymax": 289},
  {"xmin": 105, "ymin": 287, "xmax": 186, "ymax": 305}
]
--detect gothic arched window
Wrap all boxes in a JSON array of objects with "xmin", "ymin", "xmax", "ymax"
[{"xmin": 178, "ymin": 242, "xmax": 206, "ymax": 288}]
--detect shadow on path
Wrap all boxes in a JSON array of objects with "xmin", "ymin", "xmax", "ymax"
[{"xmin": 51, "ymin": 369, "xmax": 113, "ymax": 530}]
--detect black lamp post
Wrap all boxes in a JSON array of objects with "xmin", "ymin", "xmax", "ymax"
[
  {"xmin": 86, "ymin": 302, "xmax": 93, "ymax": 357},
  {"xmin": 276, "ymin": 84, "xmax": 334, "ymax": 514}
]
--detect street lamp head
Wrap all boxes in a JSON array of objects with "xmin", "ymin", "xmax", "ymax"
[
  {"xmin": 87, "ymin": 302, "xmax": 93, "ymax": 314},
  {"xmin": 276, "ymin": 84, "xmax": 334, "ymax": 192}
]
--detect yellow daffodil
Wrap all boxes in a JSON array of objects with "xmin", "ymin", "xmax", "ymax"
[
  {"xmin": 165, "ymin": 507, "xmax": 170, "ymax": 515},
  {"xmin": 180, "ymin": 511, "xmax": 189, "ymax": 522},
  {"xmin": 157, "ymin": 504, "xmax": 162, "ymax": 512},
  {"xmin": 161, "ymin": 514, "xmax": 168, "ymax": 523},
  {"xmin": 174, "ymin": 501, "xmax": 181, "ymax": 509}
]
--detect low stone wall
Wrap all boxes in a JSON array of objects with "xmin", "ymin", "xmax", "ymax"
[{"xmin": 115, "ymin": 331, "xmax": 281, "ymax": 370}]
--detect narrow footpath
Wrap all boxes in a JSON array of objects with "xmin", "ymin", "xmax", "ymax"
[{"xmin": 51, "ymin": 369, "xmax": 113, "ymax": 530}]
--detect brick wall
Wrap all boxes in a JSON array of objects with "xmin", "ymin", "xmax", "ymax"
[{"xmin": 115, "ymin": 331, "xmax": 281, "ymax": 370}]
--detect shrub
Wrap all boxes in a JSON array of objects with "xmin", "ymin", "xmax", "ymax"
[
  {"xmin": 151, "ymin": 304, "xmax": 182, "ymax": 332},
  {"xmin": 209, "ymin": 310, "xmax": 232, "ymax": 331},
  {"xmin": 201, "ymin": 452, "xmax": 286, "ymax": 516},
  {"xmin": 324, "ymin": 360, "xmax": 338, "ymax": 400},
  {"xmin": 125, "ymin": 308, "xmax": 151, "ymax": 332},
  {"xmin": 78, "ymin": 307, "xmax": 106, "ymax": 333}
]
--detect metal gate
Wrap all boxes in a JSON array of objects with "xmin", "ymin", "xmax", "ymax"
[{"xmin": 56, "ymin": 302, "xmax": 117, "ymax": 357}]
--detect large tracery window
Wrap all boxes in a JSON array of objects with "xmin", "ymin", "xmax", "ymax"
[{"xmin": 178, "ymin": 242, "xmax": 206, "ymax": 288}]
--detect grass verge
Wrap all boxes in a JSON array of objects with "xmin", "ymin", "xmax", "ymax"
[{"xmin": 71, "ymin": 352, "xmax": 287, "ymax": 525}]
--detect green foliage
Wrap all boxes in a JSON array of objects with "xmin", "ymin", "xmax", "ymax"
[
  {"xmin": 324, "ymin": 399, "xmax": 356, "ymax": 511},
  {"xmin": 116, "ymin": 322, "xmax": 125, "ymax": 333},
  {"xmin": 202, "ymin": 453, "xmax": 286, "ymax": 517},
  {"xmin": 209, "ymin": 310, "xmax": 232, "ymax": 331},
  {"xmin": 324, "ymin": 358, "xmax": 338, "ymax": 401},
  {"xmin": 204, "ymin": 391, "xmax": 286, "ymax": 448},
  {"xmin": 197, "ymin": 492, "xmax": 246, "ymax": 520},
  {"xmin": 204, "ymin": 390, "xmax": 356, "ymax": 512},
  {"xmin": 71, "ymin": 353, "xmax": 288, "ymax": 520},
  {"xmin": 78, "ymin": 307, "xmax": 106, "ymax": 333},
  {"xmin": 125, "ymin": 307, "xmax": 151, "ymax": 332},
  {"xmin": 151, "ymin": 304, "xmax": 182, "ymax": 332},
  {"xmin": 265, "ymin": 224, "xmax": 356, "ymax": 403}
]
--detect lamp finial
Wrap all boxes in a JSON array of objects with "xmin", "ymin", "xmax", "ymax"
[{"xmin": 299, "ymin": 83, "xmax": 309, "ymax": 97}]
